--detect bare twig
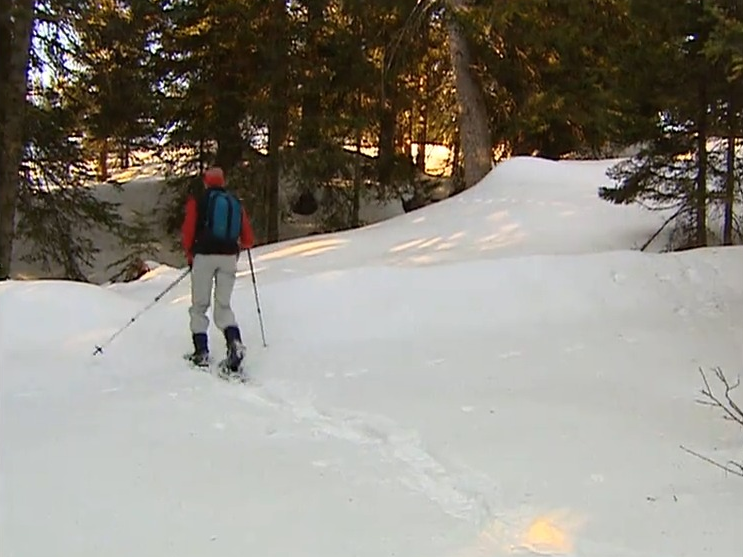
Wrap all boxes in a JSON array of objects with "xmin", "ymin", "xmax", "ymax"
[
  {"xmin": 698, "ymin": 367, "xmax": 743, "ymax": 427},
  {"xmin": 686, "ymin": 367, "xmax": 743, "ymax": 479},
  {"xmin": 680, "ymin": 445, "xmax": 743, "ymax": 478},
  {"xmin": 640, "ymin": 206, "xmax": 684, "ymax": 251}
]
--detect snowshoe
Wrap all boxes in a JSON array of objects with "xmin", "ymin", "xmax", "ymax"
[
  {"xmin": 217, "ymin": 358, "xmax": 246, "ymax": 382},
  {"xmin": 189, "ymin": 350, "xmax": 210, "ymax": 368},
  {"xmin": 184, "ymin": 350, "xmax": 212, "ymax": 369}
]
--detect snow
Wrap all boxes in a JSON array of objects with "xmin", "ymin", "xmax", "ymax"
[{"xmin": 2, "ymin": 156, "xmax": 743, "ymax": 557}]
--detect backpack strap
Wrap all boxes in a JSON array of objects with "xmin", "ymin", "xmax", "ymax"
[
  {"xmin": 225, "ymin": 194, "xmax": 242, "ymax": 240},
  {"xmin": 194, "ymin": 188, "xmax": 213, "ymax": 234},
  {"xmin": 205, "ymin": 189, "xmax": 219, "ymax": 234}
]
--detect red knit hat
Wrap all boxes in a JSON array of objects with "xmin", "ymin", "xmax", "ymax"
[{"xmin": 203, "ymin": 167, "xmax": 225, "ymax": 187}]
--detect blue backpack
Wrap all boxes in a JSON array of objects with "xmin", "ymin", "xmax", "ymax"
[{"xmin": 204, "ymin": 189, "xmax": 242, "ymax": 243}]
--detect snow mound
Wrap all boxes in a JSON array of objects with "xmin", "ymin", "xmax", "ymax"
[
  {"xmin": 252, "ymin": 157, "xmax": 673, "ymax": 281},
  {"xmin": 0, "ymin": 279, "xmax": 135, "ymax": 347}
]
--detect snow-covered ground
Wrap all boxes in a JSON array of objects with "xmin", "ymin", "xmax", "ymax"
[{"xmin": 2, "ymin": 156, "xmax": 742, "ymax": 557}]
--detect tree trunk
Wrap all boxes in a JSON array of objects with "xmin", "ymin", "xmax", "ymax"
[
  {"xmin": 723, "ymin": 92, "xmax": 736, "ymax": 245},
  {"xmin": 352, "ymin": 90, "xmax": 363, "ymax": 228},
  {"xmin": 266, "ymin": 112, "xmax": 287, "ymax": 243},
  {"xmin": 446, "ymin": 0, "xmax": 492, "ymax": 189},
  {"xmin": 695, "ymin": 83, "xmax": 708, "ymax": 247},
  {"xmin": 377, "ymin": 80, "xmax": 396, "ymax": 185},
  {"xmin": 214, "ymin": 123, "xmax": 243, "ymax": 173},
  {"xmin": 120, "ymin": 140, "xmax": 131, "ymax": 169},
  {"xmin": 416, "ymin": 23, "xmax": 430, "ymax": 173},
  {"xmin": 265, "ymin": 0, "xmax": 290, "ymax": 244},
  {"xmin": 198, "ymin": 138, "xmax": 205, "ymax": 173},
  {"xmin": 298, "ymin": 0, "xmax": 325, "ymax": 151},
  {"xmin": 451, "ymin": 127, "xmax": 465, "ymax": 194},
  {"xmin": 214, "ymin": 96, "xmax": 244, "ymax": 173},
  {"xmin": 694, "ymin": 0, "xmax": 708, "ymax": 248},
  {"xmin": 0, "ymin": 0, "xmax": 35, "ymax": 280},
  {"xmin": 416, "ymin": 93, "xmax": 429, "ymax": 172},
  {"xmin": 401, "ymin": 109, "xmax": 413, "ymax": 161},
  {"xmin": 98, "ymin": 138, "xmax": 109, "ymax": 182}
]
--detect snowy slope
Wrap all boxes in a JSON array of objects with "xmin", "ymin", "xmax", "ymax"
[
  {"xmin": 251, "ymin": 157, "xmax": 675, "ymax": 283},
  {"xmin": 2, "ymin": 156, "xmax": 743, "ymax": 557}
]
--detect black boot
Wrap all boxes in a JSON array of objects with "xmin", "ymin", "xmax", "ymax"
[
  {"xmin": 223, "ymin": 326, "xmax": 245, "ymax": 372},
  {"xmin": 189, "ymin": 332, "xmax": 209, "ymax": 367}
]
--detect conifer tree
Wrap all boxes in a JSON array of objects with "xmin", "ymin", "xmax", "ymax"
[
  {"xmin": 600, "ymin": 0, "xmax": 731, "ymax": 249},
  {"xmin": 0, "ymin": 0, "xmax": 35, "ymax": 280},
  {"xmin": 10, "ymin": 0, "xmax": 142, "ymax": 281}
]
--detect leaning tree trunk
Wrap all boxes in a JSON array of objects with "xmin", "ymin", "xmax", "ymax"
[
  {"xmin": 0, "ymin": 0, "xmax": 35, "ymax": 280},
  {"xmin": 446, "ymin": 0, "xmax": 492, "ymax": 189}
]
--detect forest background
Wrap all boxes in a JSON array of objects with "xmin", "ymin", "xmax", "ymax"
[{"xmin": 2, "ymin": 0, "xmax": 743, "ymax": 283}]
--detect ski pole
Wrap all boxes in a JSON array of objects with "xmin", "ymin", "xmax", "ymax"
[
  {"xmin": 93, "ymin": 267, "xmax": 191, "ymax": 356},
  {"xmin": 247, "ymin": 248, "xmax": 267, "ymax": 347}
]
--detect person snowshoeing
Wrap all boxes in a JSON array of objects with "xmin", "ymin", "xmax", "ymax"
[{"xmin": 181, "ymin": 166, "xmax": 256, "ymax": 370}]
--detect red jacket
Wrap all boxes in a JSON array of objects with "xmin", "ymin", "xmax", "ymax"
[{"xmin": 181, "ymin": 192, "xmax": 255, "ymax": 263}]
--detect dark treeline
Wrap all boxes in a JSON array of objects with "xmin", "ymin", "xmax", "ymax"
[{"xmin": 2, "ymin": 0, "xmax": 743, "ymax": 280}]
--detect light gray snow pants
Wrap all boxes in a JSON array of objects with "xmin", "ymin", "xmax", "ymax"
[{"xmin": 189, "ymin": 253, "xmax": 239, "ymax": 335}]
